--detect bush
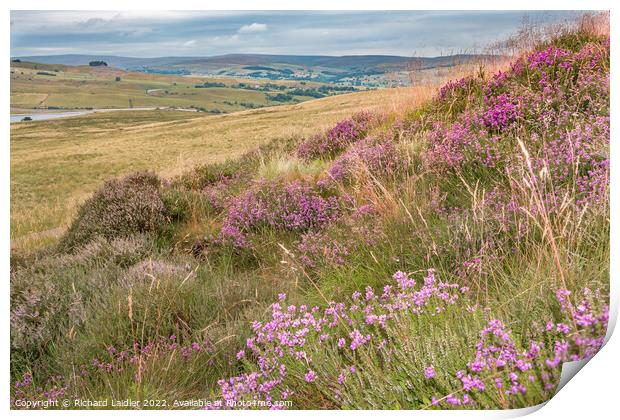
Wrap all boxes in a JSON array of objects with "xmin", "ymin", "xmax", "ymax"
[
  {"xmin": 89, "ymin": 60, "xmax": 107, "ymax": 67},
  {"xmin": 219, "ymin": 179, "xmax": 342, "ymax": 248},
  {"xmin": 318, "ymin": 137, "xmax": 404, "ymax": 186},
  {"xmin": 58, "ymin": 172, "xmax": 169, "ymax": 252},
  {"xmin": 297, "ymin": 112, "xmax": 376, "ymax": 160}
]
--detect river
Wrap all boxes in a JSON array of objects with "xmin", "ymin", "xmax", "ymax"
[{"xmin": 10, "ymin": 107, "xmax": 198, "ymax": 123}]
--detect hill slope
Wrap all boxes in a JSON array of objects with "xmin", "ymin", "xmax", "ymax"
[
  {"xmin": 11, "ymin": 60, "xmax": 361, "ymax": 112},
  {"xmin": 13, "ymin": 53, "xmax": 485, "ymax": 71},
  {"xmin": 10, "ymin": 23, "xmax": 609, "ymax": 410},
  {"xmin": 11, "ymin": 87, "xmax": 432, "ymax": 250},
  {"xmin": 13, "ymin": 53, "xmax": 495, "ymax": 84}
]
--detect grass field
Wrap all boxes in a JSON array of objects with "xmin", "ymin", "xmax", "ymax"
[{"xmin": 11, "ymin": 86, "xmax": 434, "ymax": 251}]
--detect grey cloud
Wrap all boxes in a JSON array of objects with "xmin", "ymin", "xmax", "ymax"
[{"xmin": 10, "ymin": 10, "xmax": 578, "ymax": 58}]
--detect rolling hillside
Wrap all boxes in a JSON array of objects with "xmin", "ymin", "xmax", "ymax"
[
  {"xmin": 11, "ymin": 60, "xmax": 361, "ymax": 112},
  {"xmin": 9, "ymin": 14, "xmax": 611, "ymax": 411},
  {"xmin": 10, "ymin": 24, "xmax": 610, "ymax": 410},
  {"xmin": 13, "ymin": 53, "xmax": 496, "ymax": 85}
]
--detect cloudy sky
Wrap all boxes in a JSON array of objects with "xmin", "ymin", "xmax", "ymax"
[{"xmin": 11, "ymin": 10, "xmax": 578, "ymax": 58}]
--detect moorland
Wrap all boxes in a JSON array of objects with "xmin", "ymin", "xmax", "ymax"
[{"xmin": 10, "ymin": 13, "xmax": 610, "ymax": 410}]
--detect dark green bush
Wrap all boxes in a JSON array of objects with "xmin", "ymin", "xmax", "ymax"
[{"xmin": 58, "ymin": 172, "xmax": 169, "ymax": 252}]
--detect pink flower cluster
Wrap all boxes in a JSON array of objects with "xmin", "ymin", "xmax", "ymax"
[
  {"xmin": 219, "ymin": 179, "xmax": 342, "ymax": 249},
  {"xmin": 11, "ymin": 372, "xmax": 68, "ymax": 408},
  {"xmin": 318, "ymin": 137, "xmax": 402, "ymax": 186},
  {"xmin": 210, "ymin": 269, "xmax": 467, "ymax": 409},
  {"xmin": 202, "ymin": 172, "xmax": 243, "ymax": 212},
  {"xmin": 432, "ymin": 287, "xmax": 608, "ymax": 408},
  {"xmin": 297, "ymin": 112, "xmax": 375, "ymax": 160},
  {"xmin": 481, "ymin": 93, "xmax": 522, "ymax": 131},
  {"xmin": 424, "ymin": 37, "xmax": 609, "ymax": 213},
  {"xmin": 576, "ymin": 158, "xmax": 609, "ymax": 207},
  {"xmin": 423, "ymin": 114, "xmax": 498, "ymax": 169},
  {"xmin": 526, "ymin": 46, "xmax": 572, "ymax": 72},
  {"xmin": 536, "ymin": 116, "xmax": 609, "ymax": 183}
]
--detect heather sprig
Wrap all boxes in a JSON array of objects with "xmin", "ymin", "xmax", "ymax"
[
  {"xmin": 219, "ymin": 179, "xmax": 342, "ymax": 249},
  {"xmin": 210, "ymin": 269, "xmax": 470, "ymax": 409},
  {"xmin": 297, "ymin": 111, "xmax": 377, "ymax": 161},
  {"xmin": 318, "ymin": 137, "xmax": 404, "ymax": 187},
  {"xmin": 431, "ymin": 287, "xmax": 608, "ymax": 409}
]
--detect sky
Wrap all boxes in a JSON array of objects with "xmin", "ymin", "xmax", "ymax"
[{"xmin": 10, "ymin": 10, "xmax": 579, "ymax": 58}]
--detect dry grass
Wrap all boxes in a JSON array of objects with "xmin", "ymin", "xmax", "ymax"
[
  {"xmin": 486, "ymin": 11, "xmax": 610, "ymax": 57},
  {"xmin": 11, "ymin": 87, "xmax": 436, "ymax": 251}
]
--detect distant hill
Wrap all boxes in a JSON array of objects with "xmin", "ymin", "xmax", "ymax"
[
  {"xmin": 172, "ymin": 54, "xmax": 414, "ymax": 69},
  {"xmin": 12, "ymin": 54, "xmax": 198, "ymax": 69},
  {"xmin": 12, "ymin": 53, "xmax": 497, "ymax": 84}
]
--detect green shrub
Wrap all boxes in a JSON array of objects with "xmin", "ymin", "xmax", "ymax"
[{"xmin": 58, "ymin": 172, "xmax": 169, "ymax": 252}]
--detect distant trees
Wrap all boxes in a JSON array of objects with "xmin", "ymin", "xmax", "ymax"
[
  {"xmin": 267, "ymin": 93, "xmax": 294, "ymax": 102},
  {"xmin": 115, "ymin": 76, "xmax": 121, "ymax": 82},
  {"xmin": 194, "ymin": 82, "xmax": 226, "ymax": 88},
  {"xmin": 288, "ymin": 88, "xmax": 325, "ymax": 98},
  {"xmin": 89, "ymin": 61, "xmax": 108, "ymax": 67}
]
